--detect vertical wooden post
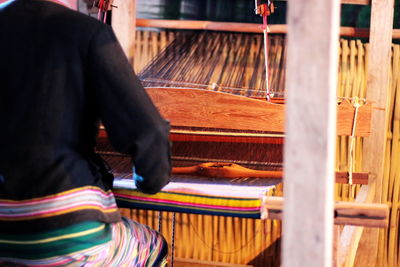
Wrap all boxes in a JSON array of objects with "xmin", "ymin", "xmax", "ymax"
[
  {"xmin": 111, "ymin": 0, "xmax": 136, "ymax": 66},
  {"xmin": 333, "ymin": 225, "xmax": 341, "ymax": 267},
  {"xmin": 355, "ymin": 0, "xmax": 394, "ymax": 266},
  {"xmin": 283, "ymin": 0, "xmax": 340, "ymax": 266}
]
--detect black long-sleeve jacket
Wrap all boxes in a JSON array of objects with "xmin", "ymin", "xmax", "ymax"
[{"xmin": 0, "ymin": 0, "xmax": 171, "ymax": 233}]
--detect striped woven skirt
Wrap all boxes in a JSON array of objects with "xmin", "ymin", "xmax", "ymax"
[{"xmin": 0, "ymin": 217, "xmax": 168, "ymax": 266}]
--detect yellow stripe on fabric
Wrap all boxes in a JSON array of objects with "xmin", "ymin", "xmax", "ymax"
[
  {"xmin": 119, "ymin": 189, "xmax": 260, "ymax": 200},
  {"xmin": 0, "ymin": 186, "xmax": 113, "ymax": 203},
  {"xmin": 114, "ymin": 189, "xmax": 261, "ymax": 208},
  {"xmin": 118, "ymin": 199, "xmax": 260, "ymax": 215},
  {"xmin": 0, "ymin": 224, "xmax": 106, "ymax": 245},
  {"xmin": 0, "ymin": 206, "xmax": 119, "ymax": 221}
]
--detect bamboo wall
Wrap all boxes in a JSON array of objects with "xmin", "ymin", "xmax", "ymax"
[
  {"xmin": 336, "ymin": 39, "xmax": 400, "ymax": 267},
  {"xmin": 122, "ymin": 30, "xmax": 400, "ymax": 267}
]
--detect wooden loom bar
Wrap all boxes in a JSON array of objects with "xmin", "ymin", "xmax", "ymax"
[
  {"xmin": 111, "ymin": 0, "xmax": 136, "ymax": 65},
  {"xmin": 136, "ymin": 19, "xmax": 400, "ymax": 39},
  {"xmin": 275, "ymin": 0, "xmax": 370, "ymax": 4},
  {"xmin": 145, "ymin": 88, "xmax": 372, "ymax": 137},
  {"xmin": 339, "ymin": 0, "xmax": 370, "ymax": 3},
  {"xmin": 353, "ymin": 0, "xmax": 395, "ymax": 266},
  {"xmin": 172, "ymin": 163, "xmax": 369, "ymax": 184},
  {"xmin": 169, "ymin": 130, "xmax": 285, "ymax": 144},
  {"xmin": 283, "ymin": 0, "xmax": 340, "ymax": 266},
  {"xmin": 261, "ymin": 196, "xmax": 389, "ymax": 228}
]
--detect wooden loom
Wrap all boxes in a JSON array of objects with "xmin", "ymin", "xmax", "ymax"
[
  {"xmin": 89, "ymin": 0, "xmax": 394, "ymax": 266},
  {"xmin": 97, "ymin": 86, "xmax": 372, "ymax": 183},
  {"xmin": 97, "ymin": 29, "xmax": 372, "ymax": 184}
]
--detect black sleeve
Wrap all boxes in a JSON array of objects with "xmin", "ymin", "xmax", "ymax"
[{"xmin": 87, "ymin": 25, "xmax": 171, "ymax": 194}]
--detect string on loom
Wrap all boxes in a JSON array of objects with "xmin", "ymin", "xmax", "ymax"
[
  {"xmin": 186, "ymin": 216, "xmax": 267, "ymax": 254},
  {"xmin": 158, "ymin": 211, "xmax": 162, "ymax": 232},
  {"xmin": 348, "ymin": 97, "xmax": 361, "ymax": 186},
  {"xmin": 139, "ymin": 32, "xmax": 287, "ymax": 99},
  {"xmin": 262, "ymin": 4, "xmax": 272, "ymax": 102},
  {"xmin": 97, "ymin": 1, "xmax": 107, "ymax": 23},
  {"xmin": 142, "ymin": 80, "xmax": 269, "ymax": 95},
  {"xmin": 138, "ymin": 32, "xmax": 288, "ymax": 172},
  {"xmin": 96, "ymin": 0, "xmax": 114, "ymax": 23},
  {"xmin": 170, "ymin": 212, "xmax": 176, "ymax": 267}
]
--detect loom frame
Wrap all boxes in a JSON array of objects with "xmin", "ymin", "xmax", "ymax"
[{"xmin": 72, "ymin": 0, "xmax": 394, "ymax": 266}]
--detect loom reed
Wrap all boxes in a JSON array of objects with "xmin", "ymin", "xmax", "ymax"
[{"xmin": 139, "ymin": 31, "xmax": 286, "ymax": 99}]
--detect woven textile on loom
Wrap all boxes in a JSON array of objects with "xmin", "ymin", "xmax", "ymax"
[{"xmin": 113, "ymin": 178, "xmax": 276, "ymax": 219}]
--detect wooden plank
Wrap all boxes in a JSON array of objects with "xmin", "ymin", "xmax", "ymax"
[
  {"xmin": 339, "ymin": 26, "xmax": 398, "ymax": 38},
  {"xmin": 340, "ymin": 0, "xmax": 370, "ymax": 4},
  {"xmin": 136, "ymin": 19, "xmax": 400, "ymax": 39},
  {"xmin": 147, "ymin": 88, "xmax": 285, "ymax": 132},
  {"xmin": 333, "ymin": 226, "xmax": 341, "ymax": 267},
  {"xmin": 282, "ymin": 0, "xmax": 340, "ymax": 266},
  {"xmin": 275, "ymin": 0, "xmax": 370, "ymax": 4},
  {"xmin": 145, "ymin": 88, "xmax": 371, "ymax": 136},
  {"xmin": 337, "ymin": 100, "xmax": 371, "ymax": 136},
  {"xmin": 338, "ymin": 186, "xmax": 372, "ymax": 267},
  {"xmin": 334, "ymin": 201, "xmax": 388, "ymax": 227},
  {"xmin": 355, "ymin": 0, "xmax": 395, "ymax": 265},
  {"xmin": 335, "ymin": 172, "xmax": 369, "ymax": 184},
  {"xmin": 136, "ymin": 19, "xmax": 266, "ymax": 33},
  {"xmin": 260, "ymin": 193, "xmax": 389, "ymax": 228},
  {"xmin": 111, "ymin": 0, "xmax": 136, "ymax": 65},
  {"xmin": 169, "ymin": 130, "xmax": 285, "ymax": 144}
]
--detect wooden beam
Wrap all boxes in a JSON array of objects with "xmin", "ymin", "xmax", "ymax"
[
  {"xmin": 355, "ymin": 0, "xmax": 394, "ymax": 266},
  {"xmin": 260, "ymin": 193, "xmax": 389, "ymax": 228},
  {"xmin": 275, "ymin": 0, "xmax": 370, "ymax": 4},
  {"xmin": 136, "ymin": 19, "xmax": 400, "ymax": 39},
  {"xmin": 171, "ymin": 163, "xmax": 369, "ymax": 184},
  {"xmin": 283, "ymin": 0, "xmax": 340, "ymax": 266},
  {"xmin": 136, "ymin": 19, "xmax": 267, "ymax": 33},
  {"xmin": 145, "ymin": 88, "xmax": 372, "ymax": 137},
  {"xmin": 340, "ymin": 0, "xmax": 370, "ymax": 4},
  {"xmin": 340, "ymin": 27, "xmax": 398, "ymax": 39},
  {"xmin": 111, "ymin": 0, "xmax": 136, "ymax": 65}
]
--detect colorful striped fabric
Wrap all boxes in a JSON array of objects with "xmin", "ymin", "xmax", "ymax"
[
  {"xmin": 0, "ymin": 218, "xmax": 168, "ymax": 267},
  {"xmin": 103, "ymin": 218, "xmax": 168, "ymax": 267},
  {"xmin": 0, "ymin": 186, "xmax": 119, "ymax": 221},
  {"xmin": 0, "ymin": 221, "xmax": 112, "ymax": 266},
  {"xmin": 113, "ymin": 179, "xmax": 276, "ymax": 218}
]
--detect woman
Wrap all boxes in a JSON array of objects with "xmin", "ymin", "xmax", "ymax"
[{"xmin": 0, "ymin": 0, "xmax": 171, "ymax": 265}]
